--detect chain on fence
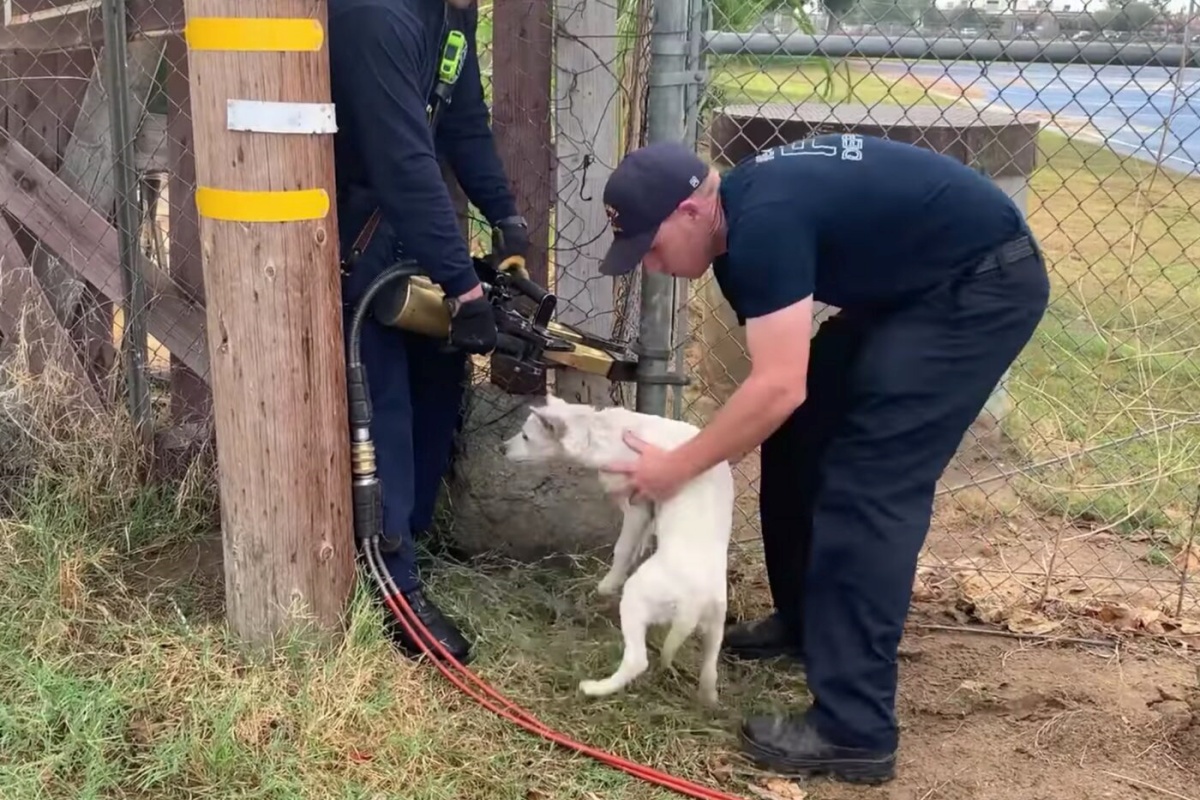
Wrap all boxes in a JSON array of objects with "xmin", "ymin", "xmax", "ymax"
[{"xmin": 1, "ymin": 0, "xmax": 1198, "ymax": 641}]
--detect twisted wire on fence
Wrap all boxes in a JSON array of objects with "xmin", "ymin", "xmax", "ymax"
[{"xmin": 2, "ymin": 0, "xmax": 1198, "ymax": 642}]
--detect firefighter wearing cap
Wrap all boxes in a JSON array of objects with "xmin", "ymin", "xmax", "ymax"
[
  {"xmin": 328, "ymin": 0, "xmax": 528, "ymax": 665},
  {"xmin": 602, "ymin": 136, "xmax": 1050, "ymax": 784}
]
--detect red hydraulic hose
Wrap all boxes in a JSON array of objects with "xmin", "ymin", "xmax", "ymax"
[{"xmin": 364, "ymin": 541, "xmax": 748, "ymax": 800}]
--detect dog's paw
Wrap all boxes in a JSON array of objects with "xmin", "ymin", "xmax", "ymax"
[
  {"xmin": 579, "ymin": 678, "xmax": 613, "ymax": 697},
  {"xmin": 596, "ymin": 575, "xmax": 621, "ymax": 596}
]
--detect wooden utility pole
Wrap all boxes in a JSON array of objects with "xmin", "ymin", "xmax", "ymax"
[
  {"xmin": 491, "ymin": 0, "xmax": 554, "ymax": 395},
  {"xmin": 181, "ymin": 0, "xmax": 355, "ymax": 647}
]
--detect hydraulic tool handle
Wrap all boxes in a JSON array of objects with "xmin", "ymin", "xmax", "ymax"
[
  {"xmin": 494, "ymin": 332, "xmax": 530, "ymax": 359},
  {"xmin": 509, "ymin": 274, "xmax": 550, "ymax": 307},
  {"xmin": 439, "ymin": 332, "xmax": 527, "ymax": 359},
  {"xmin": 496, "ymin": 254, "xmax": 552, "ymax": 307}
]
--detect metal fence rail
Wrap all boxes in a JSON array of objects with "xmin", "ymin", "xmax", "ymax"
[{"xmin": 1, "ymin": 0, "xmax": 1197, "ymax": 641}]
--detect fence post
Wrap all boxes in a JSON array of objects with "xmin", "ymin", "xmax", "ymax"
[
  {"xmin": 636, "ymin": 0, "xmax": 691, "ymax": 416},
  {"xmin": 181, "ymin": 0, "xmax": 355, "ymax": 649},
  {"xmin": 101, "ymin": 0, "xmax": 152, "ymax": 446}
]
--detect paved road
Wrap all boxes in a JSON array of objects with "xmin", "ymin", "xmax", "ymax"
[{"xmin": 882, "ymin": 60, "xmax": 1200, "ymax": 175}]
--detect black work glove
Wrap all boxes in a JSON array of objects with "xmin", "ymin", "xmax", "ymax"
[
  {"xmin": 448, "ymin": 295, "xmax": 498, "ymax": 355},
  {"xmin": 491, "ymin": 215, "xmax": 529, "ymax": 275}
]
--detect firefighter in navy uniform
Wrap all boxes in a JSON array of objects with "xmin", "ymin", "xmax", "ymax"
[
  {"xmin": 328, "ymin": 0, "xmax": 527, "ymax": 664},
  {"xmin": 599, "ymin": 137, "xmax": 1050, "ymax": 783}
]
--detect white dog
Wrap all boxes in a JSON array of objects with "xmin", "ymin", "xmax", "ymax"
[{"xmin": 502, "ymin": 394, "xmax": 735, "ymax": 705}]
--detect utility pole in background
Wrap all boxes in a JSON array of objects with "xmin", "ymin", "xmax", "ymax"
[{"xmin": 181, "ymin": 0, "xmax": 355, "ymax": 648}]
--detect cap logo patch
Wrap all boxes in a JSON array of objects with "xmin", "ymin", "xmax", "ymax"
[
  {"xmin": 689, "ymin": 175, "xmax": 700, "ymax": 188},
  {"xmin": 605, "ymin": 203, "xmax": 622, "ymax": 233}
]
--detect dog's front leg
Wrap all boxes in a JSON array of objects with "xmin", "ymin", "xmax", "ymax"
[{"xmin": 596, "ymin": 501, "xmax": 653, "ymax": 597}]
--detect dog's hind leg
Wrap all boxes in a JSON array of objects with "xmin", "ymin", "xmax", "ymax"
[
  {"xmin": 579, "ymin": 582, "xmax": 651, "ymax": 698},
  {"xmin": 659, "ymin": 603, "xmax": 702, "ymax": 671},
  {"xmin": 596, "ymin": 501, "xmax": 653, "ymax": 597},
  {"xmin": 696, "ymin": 601, "xmax": 726, "ymax": 707}
]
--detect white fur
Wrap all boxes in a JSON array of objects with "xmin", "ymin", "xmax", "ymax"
[{"xmin": 502, "ymin": 394, "xmax": 735, "ymax": 706}]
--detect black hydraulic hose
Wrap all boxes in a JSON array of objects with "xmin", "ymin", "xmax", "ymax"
[
  {"xmin": 345, "ymin": 260, "xmax": 533, "ymax": 552},
  {"xmin": 347, "ymin": 260, "xmax": 422, "ymax": 377},
  {"xmin": 345, "ymin": 261, "xmax": 423, "ymax": 552}
]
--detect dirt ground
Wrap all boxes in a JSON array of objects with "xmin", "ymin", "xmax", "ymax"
[
  {"xmin": 725, "ymin": 557, "xmax": 1199, "ymax": 800},
  {"xmin": 676, "ymin": 295, "xmax": 1199, "ymax": 799},
  {"xmin": 145, "ymin": 524, "xmax": 1200, "ymax": 800},
  {"xmin": 807, "ymin": 622, "xmax": 1198, "ymax": 800}
]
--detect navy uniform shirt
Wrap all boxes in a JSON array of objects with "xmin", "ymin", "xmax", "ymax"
[
  {"xmin": 712, "ymin": 134, "xmax": 1028, "ymax": 324},
  {"xmin": 328, "ymin": 0, "xmax": 517, "ymax": 301}
]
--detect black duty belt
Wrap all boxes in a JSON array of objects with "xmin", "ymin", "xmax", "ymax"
[{"xmin": 971, "ymin": 234, "xmax": 1038, "ymax": 276}]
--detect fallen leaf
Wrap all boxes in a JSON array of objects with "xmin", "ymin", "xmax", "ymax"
[
  {"xmin": 1167, "ymin": 618, "xmax": 1200, "ymax": 636},
  {"xmin": 911, "ymin": 572, "xmax": 941, "ymax": 603},
  {"xmin": 748, "ymin": 778, "xmax": 808, "ymax": 800},
  {"xmin": 1005, "ymin": 609, "xmax": 1063, "ymax": 636},
  {"xmin": 1174, "ymin": 544, "xmax": 1200, "ymax": 574},
  {"xmin": 954, "ymin": 572, "xmax": 1027, "ymax": 624},
  {"xmin": 1090, "ymin": 602, "xmax": 1169, "ymax": 634}
]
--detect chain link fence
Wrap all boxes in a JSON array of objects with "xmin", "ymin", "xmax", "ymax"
[
  {"xmin": 687, "ymin": 0, "xmax": 1200, "ymax": 640},
  {"xmin": 2, "ymin": 0, "xmax": 1198, "ymax": 642},
  {"xmin": 0, "ymin": 2, "xmax": 208, "ymax": 459}
]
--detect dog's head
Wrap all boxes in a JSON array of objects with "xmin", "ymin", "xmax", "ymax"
[{"xmin": 502, "ymin": 395, "xmax": 592, "ymax": 464}]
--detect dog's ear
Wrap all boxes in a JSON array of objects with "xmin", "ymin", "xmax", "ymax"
[
  {"xmin": 530, "ymin": 405, "xmax": 568, "ymax": 439},
  {"xmin": 544, "ymin": 394, "xmax": 566, "ymax": 408}
]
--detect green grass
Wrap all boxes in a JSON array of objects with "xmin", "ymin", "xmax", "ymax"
[
  {"xmin": 4, "ymin": 54, "xmax": 1200, "ymax": 800},
  {"xmin": 708, "ymin": 57, "xmax": 958, "ymax": 109},
  {"xmin": 1007, "ymin": 133, "xmax": 1200, "ymax": 544},
  {"xmin": 0, "ymin": 435, "xmax": 795, "ymax": 798},
  {"xmin": 0, "ymin": 360, "xmax": 797, "ymax": 800}
]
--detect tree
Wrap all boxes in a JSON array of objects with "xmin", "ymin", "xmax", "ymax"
[
  {"xmin": 856, "ymin": 0, "xmax": 933, "ymax": 24},
  {"xmin": 711, "ymin": 0, "xmax": 822, "ymax": 30},
  {"xmin": 1102, "ymin": 0, "xmax": 1160, "ymax": 30},
  {"xmin": 944, "ymin": 5, "xmax": 985, "ymax": 28},
  {"xmin": 823, "ymin": 0, "xmax": 858, "ymax": 21}
]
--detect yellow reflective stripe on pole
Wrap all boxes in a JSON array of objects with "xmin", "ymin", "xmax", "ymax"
[
  {"xmin": 184, "ymin": 17, "xmax": 325, "ymax": 52},
  {"xmin": 195, "ymin": 188, "xmax": 330, "ymax": 223}
]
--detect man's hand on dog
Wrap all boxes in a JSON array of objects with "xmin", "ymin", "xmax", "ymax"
[{"xmin": 605, "ymin": 431, "xmax": 692, "ymax": 503}]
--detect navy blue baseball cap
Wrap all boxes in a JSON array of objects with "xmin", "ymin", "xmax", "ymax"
[{"xmin": 600, "ymin": 141, "xmax": 709, "ymax": 277}]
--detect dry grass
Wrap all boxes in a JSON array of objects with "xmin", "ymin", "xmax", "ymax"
[
  {"xmin": 0, "ymin": 348, "xmax": 808, "ymax": 799},
  {"xmin": 4, "ymin": 353, "xmax": 1198, "ymax": 800}
]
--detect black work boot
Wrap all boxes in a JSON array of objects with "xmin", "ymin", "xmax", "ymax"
[
  {"xmin": 384, "ymin": 588, "xmax": 474, "ymax": 665},
  {"xmin": 723, "ymin": 612, "xmax": 804, "ymax": 663},
  {"xmin": 740, "ymin": 714, "xmax": 896, "ymax": 785}
]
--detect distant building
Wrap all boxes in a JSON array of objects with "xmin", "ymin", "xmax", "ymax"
[{"xmin": 939, "ymin": 0, "xmax": 1107, "ymax": 14}]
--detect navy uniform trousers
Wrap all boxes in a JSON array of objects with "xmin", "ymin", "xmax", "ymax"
[
  {"xmin": 760, "ymin": 234, "xmax": 1051, "ymax": 753},
  {"xmin": 355, "ymin": 317, "xmax": 467, "ymax": 593},
  {"xmin": 341, "ymin": 234, "xmax": 469, "ymax": 595}
]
